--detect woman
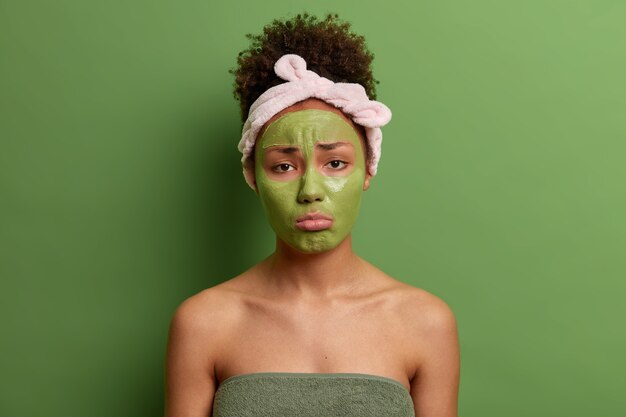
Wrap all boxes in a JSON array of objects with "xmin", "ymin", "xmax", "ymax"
[{"xmin": 165, "ymin": 13, "xmax": 459, "ymax": 417}]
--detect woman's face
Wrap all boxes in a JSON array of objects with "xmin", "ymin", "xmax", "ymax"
[{"xmin": 254, "ymin": 107, "xmax": 369, "ymax": 253}]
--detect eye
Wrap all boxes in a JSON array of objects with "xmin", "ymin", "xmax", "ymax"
[
  {"xmin": 326, "ymin": 160, "xmax": 348, "ymax": 170},
  {"xmin": 272, "ymin": 163, "xmax": 296, "ymax": 173}
]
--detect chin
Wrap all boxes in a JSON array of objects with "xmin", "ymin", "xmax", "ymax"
[
  {"xmin": 292, "ymin": 243, "xmax": 336, "ymax": 254},
  {"xmin": 283, "ymin": 232, "xmax": 345, "ymax": 254}
]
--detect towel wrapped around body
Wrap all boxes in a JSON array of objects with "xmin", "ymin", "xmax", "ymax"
[{"xmin": 212, "ymin": 372, "xmax": 415, "ymax": 417}]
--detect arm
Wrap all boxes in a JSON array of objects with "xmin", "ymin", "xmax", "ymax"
[
  {"xmin": 164, "ymin": 295, "xmax": 219, "ymax": 417},
  {"xmin": 409, "ymin": 297, "xmax": 460, "ymax": 417}
]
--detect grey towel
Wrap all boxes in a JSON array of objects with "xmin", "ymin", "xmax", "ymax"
[{"xmin": 212, "ymin": 372, "xmax": 415, "ymax": 417}]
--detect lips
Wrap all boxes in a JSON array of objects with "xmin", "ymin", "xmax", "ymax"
[{"xmin": 295, "ymin": 211, "xmax": 334, "ymax": 231}]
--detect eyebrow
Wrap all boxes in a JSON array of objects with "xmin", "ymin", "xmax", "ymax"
[
  {"xmin": 266, "ymin": 146, "xmax": 299, "ymax": 154},
  {"xmin": 315, "ymin": 141, "xmax": 351, "ymax": 151},
  {"xmin": 264, "ymin": 141, "xmax": 352, "ymax": 153}
]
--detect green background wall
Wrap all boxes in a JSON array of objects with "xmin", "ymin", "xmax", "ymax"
[{"xmin": 1, "ymin": 1, "xmax": 624, "ymax": 416}]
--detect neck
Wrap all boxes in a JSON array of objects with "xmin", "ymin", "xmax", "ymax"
[{"xmin": 260, "ymin": 234, "xmax": 366, "ymax": 300}]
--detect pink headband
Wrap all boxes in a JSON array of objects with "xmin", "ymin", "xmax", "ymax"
[{"xmin": 237, "ymin": 53, "xmax": 392, "ymax": 190}]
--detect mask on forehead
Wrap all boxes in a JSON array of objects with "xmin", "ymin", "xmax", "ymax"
[{"xmin": 254, "ymin": 109, "xmax": 367, "ymax": 253}]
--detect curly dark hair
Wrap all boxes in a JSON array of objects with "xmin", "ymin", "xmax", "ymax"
[{"xmin": 230, "ymin": 13, "xmax": 379, "ymax": 123}]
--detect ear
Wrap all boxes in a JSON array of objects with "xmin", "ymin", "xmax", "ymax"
[
  {"xmin": 363, "ymin": 172, "xmax": 372, "ymax": 191},
  {"xmin": 250, "ymin": 174, "xmax": 259, "ymax": 195},
  {"xmin": 243, "ymin": 158, "xmax": 259, "ymax": 194}
]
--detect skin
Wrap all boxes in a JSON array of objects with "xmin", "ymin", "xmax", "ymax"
[{"xmin": 165, "ymin": 98, "xmax": 460, "ymax": 417}]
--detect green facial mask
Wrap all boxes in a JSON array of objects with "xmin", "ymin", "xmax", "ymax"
[{"xmin": 254, "ymin": 110, "xmax": 367, "ymax": 253}]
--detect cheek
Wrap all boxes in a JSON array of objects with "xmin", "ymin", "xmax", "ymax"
[
  {"xmin": 257, "ymin": 179, "xmax": 297, "ymax": 216},
  {"xmin": 326, "ymin": 172, "xmax": 365, "ymax": 209},
  {"xmin": 335, "ymin": 181, "xmax": 363, "ymax": 208}
]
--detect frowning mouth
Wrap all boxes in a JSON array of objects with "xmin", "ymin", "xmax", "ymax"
[{"xmin": 295, "ymin": 211, "xmax": 334, "ymax": 231}]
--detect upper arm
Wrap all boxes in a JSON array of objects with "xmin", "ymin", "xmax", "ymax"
[
  {"xmin": 409, "ymin": 295, "xmax": 460, "ymax": 417},
  {"xmin": 164, "ymin": 292, "xmax": 223, "ymax": 417}
]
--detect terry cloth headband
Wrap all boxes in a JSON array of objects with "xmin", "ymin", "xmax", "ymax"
[{"xmin": 237, "ymin": 53, "xmax": 392, "ymax": 190}]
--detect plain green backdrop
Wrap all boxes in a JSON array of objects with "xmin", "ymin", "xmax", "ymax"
[{"xmin": 1, "ymin": 0, "xmax": 625, "ymax": 416}]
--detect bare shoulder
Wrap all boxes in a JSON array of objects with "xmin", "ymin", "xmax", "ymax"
[
  {"xmin": 365, "ymin": 262, "xmax": 457, "ymax": 336},
  {"xmin": 364, "ymin": 262, "xmax": 457, "ymax": 332},
  {"xmin": 169, "ymin": 279, "xmax": 246, "ymax": 340},
  {"xmin": 166, "ymin": 276, "xmax": 253, "ymax": 386},
  {"xmin": 164, "ymin": 278, "xmax": 253, "ymax": 416},
  {"xmin": 392, "ymin": 284, "xmax": 457, "ymax": 343},
  {"xmin": 397, "ymin": 284, "xmax": 457, "ymax": 334},
  {"xmin": 378, "ymin": 278, "xmax": 459, "ymax": 383}
]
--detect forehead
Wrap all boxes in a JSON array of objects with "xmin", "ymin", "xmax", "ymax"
[{"xmin": 258, "ymin": 109, "xmax": 361, "ymax": 149}]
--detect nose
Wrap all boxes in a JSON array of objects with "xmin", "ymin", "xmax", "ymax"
[{"xmin": 297, "ymin": 169, "xmax": 325, "ymax": 204}]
